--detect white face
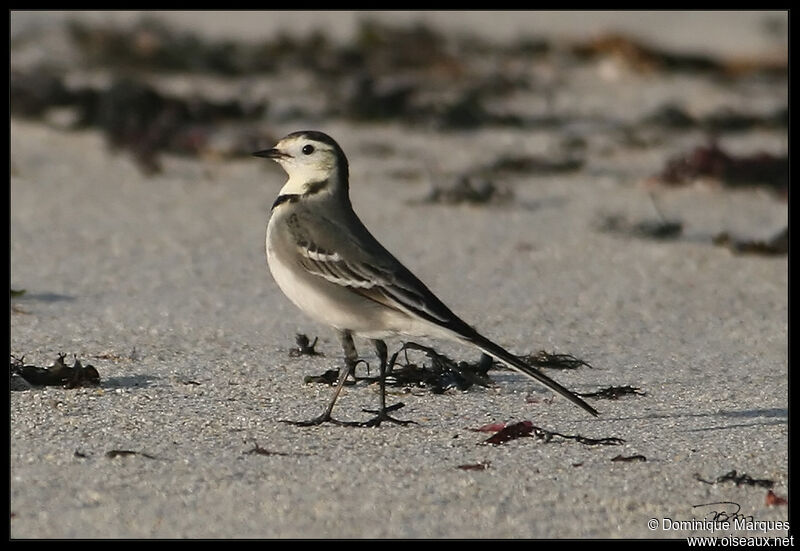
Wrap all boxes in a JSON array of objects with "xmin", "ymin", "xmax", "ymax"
[{"xmin": 272, "ymin": 136, "xmax": 338, "ymax": 190}]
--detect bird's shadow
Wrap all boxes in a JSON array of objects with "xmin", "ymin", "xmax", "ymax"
[
  {"xmin": 685, "ymin": 407, "xmax": 788, "ymax": 432},
  {"xmin": 13, "ymin": 292, "xmax": 76, "ymax": 302},
  {"xmin": 604, "ymin": 407, "xmax": 787, "ymax": 432}
]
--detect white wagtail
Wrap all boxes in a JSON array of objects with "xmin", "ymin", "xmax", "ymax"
[{"xmin": 255, "ymin": 130, "xmax": 598, "ymax": 426}]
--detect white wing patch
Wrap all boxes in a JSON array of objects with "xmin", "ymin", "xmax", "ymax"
[
  {"xmin": 297, "ymin": 243, "xmax": 375, "ymax": 289},
  {"xmin": 300, "ymin": 247, "xmax": 341, "ymax": 263},
  {"xmin": 295, "ymin": 239, "xmax": 452, "ymax": 324}
]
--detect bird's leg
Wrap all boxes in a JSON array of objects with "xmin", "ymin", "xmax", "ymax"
[
  {"xmin": 358, "ymin": 339, "xmax": 415, "ymax": 427},
  {"xmin": 281, "ymin": 330, "xmax": 358, "ymax": 426},
  {"xmin": 340, "ymin": 329, "xmax": 360, "ymax": 379}
]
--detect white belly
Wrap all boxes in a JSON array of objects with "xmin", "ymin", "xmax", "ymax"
[
  {"xmin": 266, "ymin": 220, "xmax": 404, "ymax": 338},
  {"xmin": 264, "ymin": 212, "xmax": 460, "ymax": 342}
]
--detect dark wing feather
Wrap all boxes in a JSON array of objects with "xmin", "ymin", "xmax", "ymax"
[
  {"xmin": 297, "ymin": 252, "xmax": 459, "ymax": 326},
  {"xmin": 289, "ymin": 205, "xmax": 474, "ymax": 335}
]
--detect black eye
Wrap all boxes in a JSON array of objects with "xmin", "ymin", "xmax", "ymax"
[{"xmin": 302, "ymin": 144, "xmax": 315, "ymax": 155}]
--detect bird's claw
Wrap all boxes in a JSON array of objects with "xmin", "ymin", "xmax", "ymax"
[
  {"xmin": 281, "ymin": 402, "xmax": 416, "ymax": 428},
  {"xmin": 359, "ymin": 402, "xmax": 416, "ymax": 427},
  {"xmin": 280, "ymin": 414, "xmax": 351, "ymax": 427}
]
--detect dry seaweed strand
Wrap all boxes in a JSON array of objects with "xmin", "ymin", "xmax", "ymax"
[
  {"xmin": 457, "ymin": 462, "xmax": 491, "ymax": 471},
  {"xmin": 712, "ymin": 227, "xmax": 788, "ymax": 256},
  {"xmin": 694, "ymin": 470, "xmax": 774, "ymax": 489},
  {"xmin": 244, "ymin": 441, "xmax": 312, "ymax": 457},
  {"xmin": 655, "ymin": 141, "xmax": 788, "ymax": 196},
  {"xmin": 611, "ymin": 454, "xmax": 647, "ymax": 462},
  {"xmin": 481, "ymin": 420, "xmax": 624, "ymax": 447},
  {"xmin": 105, "ymin": 450, "xmax": 158, "ymax": 459},
  {"xmin": 289, "ymin": 333, "xmax": 324, "ymax": 357},
  {"xmin": 578, "ymin": 386, "xmax": 645, "ymax": 400},
  {"xmin": 412, "ymin": 176, "xmax": 513, "ymax": 206},
  {"xmin": 518, "ymin": 350, "xmax": 595, "ymax": 370}
]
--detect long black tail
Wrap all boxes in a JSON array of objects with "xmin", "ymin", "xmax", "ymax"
[{"xmin": 468, "ymin": 333, "xmax": 598, "ymax": 417}]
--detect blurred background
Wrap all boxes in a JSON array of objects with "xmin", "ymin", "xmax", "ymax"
[
  {"xmin": 11, "ymin": 10, "xmax": 788, "ymax": 185},
  {"xmin": 10, "ymin": 11, "xmax": 789, "ymax": 55}
]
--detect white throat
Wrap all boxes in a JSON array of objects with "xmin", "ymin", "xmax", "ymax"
[
  {"xmin": 278, "ymin": 165, "xmax": 339, "ymax": 197},
  {"xmin": 279, "ymin": 175, "xmax": 312, "ymax": 196}
]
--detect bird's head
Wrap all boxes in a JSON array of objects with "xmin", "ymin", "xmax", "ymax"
[{"xmin": 254, "ymin": 130, "xmax": 349, "ymax": 199}]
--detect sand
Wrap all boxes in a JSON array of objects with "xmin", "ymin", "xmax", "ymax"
[{"xmin": 10, "ymin": 10, "xmax": 788, "ymax": 539}]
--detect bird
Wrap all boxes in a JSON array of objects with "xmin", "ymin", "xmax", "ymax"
[{"xmin": 255, "ymin": 130, "xmax": 598, "ymax": 426}]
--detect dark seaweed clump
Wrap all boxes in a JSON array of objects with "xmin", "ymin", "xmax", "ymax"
[
  {"xmin": 655, "ymin": 141, "xmax": 788, "ymax": 196},
  {"xmin": 10, "ymin": 72, "xmax": 270, "ymax": 174},
  {"xmin": 11, "ymin": 353, "xmax": 100, "ymax": 389},
  {"xmin": 694, "ymin": 470, "xmax": 774, "ymax": 489},
  {"xmin": 385, "ymin": 342, "xmax": 494, "ymax": 394}
]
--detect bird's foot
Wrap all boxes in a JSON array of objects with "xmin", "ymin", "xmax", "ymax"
[
  {"xmin": 280, "ymin": 414, "xmax": 354, "ymax": 427},
  {"xmin": 358, "ymin": 402, "xmax": 416, "ymax": 427},
  {"xmin": 281, "ymin": 404, "xmax": 415, "ymax": 428}
]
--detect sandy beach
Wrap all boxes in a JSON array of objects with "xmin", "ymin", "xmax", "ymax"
[{"xmin": 10, "ymin": 11, "xmax": 788, "ymax": 539}]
